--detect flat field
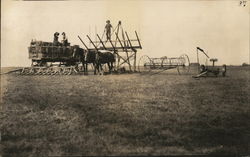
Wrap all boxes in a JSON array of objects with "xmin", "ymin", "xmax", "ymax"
[{"xmin": 0, "ymin": 66, "xmax": 249, "ymax": 156}]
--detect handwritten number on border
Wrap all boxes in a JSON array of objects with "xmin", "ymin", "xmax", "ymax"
[{"xmin": 239, "ymin": 1, "xmax": 247, "ymax": 7}]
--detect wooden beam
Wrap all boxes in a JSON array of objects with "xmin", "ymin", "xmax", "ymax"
[
  {"xmin": 135, "ymin": 31, "xmax": 142, "ymax": 49},
  {"xmin": 108, "ymin": 39, "xmax": 117, "ymax": 52},
  {"xmin": 78, "ymin": 36, "xmax": 89, "ymax": 50},
  {"xmin": 134, "ymin": 51, "xmax": 137, "ymax": 71},
  {"xmin": 92, "ymin": 39, "xmax": 139, "ymax": 43},
  {"xmin": 112, "ymin": 49, "xmax": 133, "ymax": 68},
  {"xmin": 97, "ymin": 34, "xmax": 106, "ymax": 50},
  {"xmin": 118, "ymin": 53, "xmax": 135, "ymax": 66},
  {"xmin": 125, "ymin": 32, "xmax": 137, "ymax": 52},
  {"xmin": 87, "ymin": 35, "xmax": 98, "ymax": 51},
  {"xmin": 115, "ymin": 32, "xmax": 124, "ymax": 50}
]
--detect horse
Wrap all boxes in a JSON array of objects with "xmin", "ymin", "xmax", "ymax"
[
  {"xmin": 68, "ymin": 45, "xmax": 84, "ymax": 67},
  {"xmin": 94, "ymin": 50, "xmax": 116, "ymax": 75},
  {"xmin": 81, "ymin": 49, "xmax": 115, "ymax": 75},
  {"xmin": 82, "ymin": 50, "xmax": 97, "ymax": 74}
]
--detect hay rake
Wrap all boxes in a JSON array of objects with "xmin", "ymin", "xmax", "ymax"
[{"xmin": 138, "ymin": 54, "xmax": 190, "ymax": 75}]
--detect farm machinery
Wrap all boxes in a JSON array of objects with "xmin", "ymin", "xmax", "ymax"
[
  {"xmin": 7, "ymin": 20, "xmax": 227, "ymax": 77},
  {"xmin": 14, "ymin": 21, "xmax": 142, "ymax": 75},
  {"xmin": 20, "ymin": 41, "xmax": 84, "ymax": 75},
  {"xmin": 78, "ymin": 21, "xmax": 142, "ymax": 73},
  {"xmin": 193, "ymin": 47, "xmax": 227, "ymax": 78},
  {"xmin": 138, "ymin": 54, "xmax": 190, "ymax": 75}
]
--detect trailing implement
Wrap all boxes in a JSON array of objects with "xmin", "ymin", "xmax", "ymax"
[
  {"xmin": 20, "ymin": 40, "xmax": 85, "ymax": 75},
  {"xmin": 138, "ymin": 54, "xmax": 190, "ymax": 75},
  {"xmin": 193, "ymin": 47, "xmax": 227, "ymax": 78}
]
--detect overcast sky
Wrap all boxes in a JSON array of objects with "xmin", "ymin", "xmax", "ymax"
[{"xmin": 1, "ymin": 0, "xmax": 249, "ymax": 67}]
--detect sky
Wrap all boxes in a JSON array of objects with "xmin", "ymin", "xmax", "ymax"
[{"xmin": 1, "ymin": 0, "xmax": 249, "ymax": 67}]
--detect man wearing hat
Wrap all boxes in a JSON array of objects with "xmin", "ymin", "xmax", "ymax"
[
  {"xmin": 53, "ymin": 32, "xmax": 60, "ymax": 46},
  {"xmin": 61, "ymin": 32, "xmax": 68, "ymax": 46},
  {"xmin": 105, "ymin": 20, "xmax": 112, "ymax": 41}
]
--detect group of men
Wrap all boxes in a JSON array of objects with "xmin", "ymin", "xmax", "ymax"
[{"xmin": 53, "ymin": 32, "xmax": 68, "ymax": 46}]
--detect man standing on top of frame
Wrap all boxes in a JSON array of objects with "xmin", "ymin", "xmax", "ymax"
[{"xmin": 105, "ymin": 20, "xmax": 112, "ymax": 41}]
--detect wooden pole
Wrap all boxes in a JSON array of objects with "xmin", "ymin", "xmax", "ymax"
[
  {"xmin": 115, "ymin": 33, "xmax": 124, "ymax": 50},
  {"xmin": 125, "ymin": 32, "xmax": 136, "ymax": 71},
  {"xmin": 134, "ymin": 51, "xmax": 137, "ymax": 72},
  {"xmin": 109, "ymin": 39, "xmax": 132, "ymax": 68},
  {"xmin": 78, "ymin": 36, "xmax": 89, "ymax": 50},
  {"xmin": 97, "ymin": 34, "xmax": 106, "ymax": 50},
  {"xmin": 135, "ymin": 31, "xmax": 142, "ymax": 49},
  {"xmin": 87, "ymin": 35, "xmax": 98, "ymax": 51},
  {"xmin": 197, "ymin": 48, "xmax": 200, "ymax": 73}
]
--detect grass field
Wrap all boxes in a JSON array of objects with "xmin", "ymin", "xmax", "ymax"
[{"xmin": 0, "ymin": 66, "xmax": 250, "ymax": 156}]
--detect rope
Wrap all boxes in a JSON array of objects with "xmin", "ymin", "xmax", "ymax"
[{"xmin": 110, "ymin": 23, "xmax": 119, "ymax": 37}]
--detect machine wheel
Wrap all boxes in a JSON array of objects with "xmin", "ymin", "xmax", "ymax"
[
  {"xmin": 177, "ymin": 54, "xmax": 190, "ymax": 75},
  {"xmin": 138, "ymin": 55, "xmax": 153, "ymax": 72}
]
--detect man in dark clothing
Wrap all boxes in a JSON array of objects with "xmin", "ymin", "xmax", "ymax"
[
  {"xmin": 53, "ymin": 32, "xmax": 59, "ymax": 46},
  {"xmin": 61, "ymin": 32, "xmax": 68, "ymax": 46},
  {"xmin": 105, "ymin": 20, "xmax": 112, "ymax": 41}
]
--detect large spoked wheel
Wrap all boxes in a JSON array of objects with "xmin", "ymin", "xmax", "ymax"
[
  {"xmin": 177, "ymin": 54, "xmax": 190, "ymax": 75},
  {"xmin": 138, "ymin": 55, "xmax": 153, "ymax": 73}
]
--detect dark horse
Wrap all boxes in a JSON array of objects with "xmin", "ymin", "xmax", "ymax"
[
  {"xmin": 82, "ymin": 50, "xmax": 115, "ymax": 75},
  {"xmin": 95, "ymin": 50, "xmax": 115, "ymax": 74},
  {"xmin": 82, "ymin": 50, "xmax": 96, "ymax": 74}
]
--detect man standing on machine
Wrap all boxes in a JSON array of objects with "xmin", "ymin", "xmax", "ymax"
[{"xmin": 105, "ymin": 20, "xmax": 112, "ymax": 41}]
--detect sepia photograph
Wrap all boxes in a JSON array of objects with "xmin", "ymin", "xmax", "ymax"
[{"xmin": 1, "ymin": 0, "xmax": 250, "ymax": 156}]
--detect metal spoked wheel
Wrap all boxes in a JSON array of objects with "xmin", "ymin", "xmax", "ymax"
[
  {"xmin": 138, "ymin": 55, "xmax": 153, "ymax": 73},
  {"xmin": 177, "ymin": 54, "xmax": 190, "ymax": 75}
]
